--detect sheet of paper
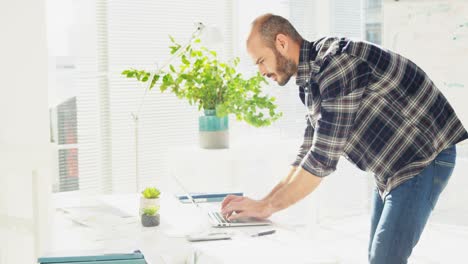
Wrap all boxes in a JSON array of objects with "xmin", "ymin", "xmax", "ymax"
[{"xmin": 191, "ymin": 229, "xmax": 339, "ymax": 264}]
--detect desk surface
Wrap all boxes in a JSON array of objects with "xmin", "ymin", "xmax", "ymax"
[{"xmin": 47, "ymin": 192, "xmax": 339, "ymax": 264}]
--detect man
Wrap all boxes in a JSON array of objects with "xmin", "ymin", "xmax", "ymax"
[{"xmin": 221, "ymin": 13, "xmax": 468, "ymax": 263}]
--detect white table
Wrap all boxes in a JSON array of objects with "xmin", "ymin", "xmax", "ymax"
[{"xmin": 48, "ymin": 192, "xmax": 340, "ymax": 264}]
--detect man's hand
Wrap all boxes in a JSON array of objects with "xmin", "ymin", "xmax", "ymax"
[
  {"xmin": 220, "ymin": 168, "xmax": 322, "ymax": 221},
  {"xmin": 221, "ymin": 195, "xmax": 273, "ymax": 220}
]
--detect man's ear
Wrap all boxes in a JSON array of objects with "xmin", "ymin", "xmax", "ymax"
[{"xmin": 275, "ymin": 34, "xmax": 289, "ymax": 55}]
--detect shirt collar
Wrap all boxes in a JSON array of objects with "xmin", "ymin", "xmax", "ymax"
[{"xmin": 295, "ymin": 39, "xmax": 316, "ymax": 87}]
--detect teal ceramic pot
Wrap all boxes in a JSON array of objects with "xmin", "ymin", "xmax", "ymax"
[{"xmin": 199, "ymin": 109, "xmax": 229, "ymax": 149}]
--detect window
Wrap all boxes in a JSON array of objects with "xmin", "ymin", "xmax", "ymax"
[
  {"xmin": 47, "ymin": 0, "xmax": 235, "ymax": 194},
  {"xmin": 366, "ymin": 23, "xmax": 382, "ymax": 44},
  {"xmin": 364, "ymin": 0, "xmax": 383, "ymax": 44},
  {"xmin": 366, "ymin": 0, "xmax": 382, "ymax": 9}
]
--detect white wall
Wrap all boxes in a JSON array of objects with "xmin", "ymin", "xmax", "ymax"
[
  {"xmin": 383, "ymin": 0, "xmax": 468, "ymax": 127},
  {"xmin": 0, "ymin": 0, "xmax": 52, "ymax": 262},
  {"xmin": 383, "ymin": 0, "xmax": 468, "ymax": 225}
]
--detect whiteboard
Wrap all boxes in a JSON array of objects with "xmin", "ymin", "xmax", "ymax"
[{"xmin": 383, "ymin": 0, "xmax": 468, "ymax": 127}]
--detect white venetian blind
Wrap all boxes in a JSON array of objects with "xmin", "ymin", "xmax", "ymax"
[
  {"xmin": 46, "ymin": 0, "xmax": 108, "ymax": 194},
  {"xmin": 75, "ymin": 0, "xmax": 111, "ymax": 194},
  {"xmin": 330, "ymin": 0, "xmax": 363, "ymax": 38},
  {"xmin": 107, "ymin": 0, "xmax": 234, "ymax": 192},
  {"xmin": 48, "ymin": 0, "xmax": 234, "ymax": 194}
]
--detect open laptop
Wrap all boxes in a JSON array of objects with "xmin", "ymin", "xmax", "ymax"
[{"xmin": 173, "ymin": 176, "xmax": 272, "ymax": 227}]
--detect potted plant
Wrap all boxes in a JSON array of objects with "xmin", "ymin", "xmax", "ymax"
[
  {"xmin": 122, "ymin": 36, "xmax": 282, "ymax": 149},
  {"xmin": 140, "ymin": 187, "xmax": 161, "ymax": 216},
  {"xmin": 141, "ymin": 206, "xmax": 160, "ymax": 227}
]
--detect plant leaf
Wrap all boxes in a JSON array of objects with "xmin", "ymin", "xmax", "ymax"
[
  {"xmin": 182, "ymin": 55, "xmax": 190, "ymax": 65},
  {"xmin": 169, "ymin": 35, "xmax": 175, "ymax": 43}
]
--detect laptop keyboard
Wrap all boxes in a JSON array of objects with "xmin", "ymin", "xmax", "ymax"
[{"xmin": 211, "ymin": 212, "xmax": 232, "ymax": 224}]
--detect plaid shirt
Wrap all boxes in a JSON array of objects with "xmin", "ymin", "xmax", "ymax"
[{"xmin": 292, "ymin": 37, "xmax": 468, "ymax": 197}]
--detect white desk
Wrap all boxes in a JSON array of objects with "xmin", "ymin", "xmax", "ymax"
[{"xmin": 48, "ymin": 192, "xmax": 340, "ymax": 264}]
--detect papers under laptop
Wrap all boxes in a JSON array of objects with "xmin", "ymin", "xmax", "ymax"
[{"xmin": 173, "ymin": 176, "xmax": 272, "ymax": 228}]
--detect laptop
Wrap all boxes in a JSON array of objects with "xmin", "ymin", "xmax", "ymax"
[{"xmin": 173, "ymin": 176, "xmax": 272, "ymax": 227}]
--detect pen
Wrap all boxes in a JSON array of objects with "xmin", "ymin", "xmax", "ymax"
[{"xmin": 251, "ymin": 229, "xmax": 276, "ymax": 237}]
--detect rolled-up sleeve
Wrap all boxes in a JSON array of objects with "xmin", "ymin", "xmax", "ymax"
[
  {"xmin": 292, "ymin": 114, "xmax": 314, "ymax": 167},
  {"xmin": 299, "ymin": 52, "xmax": 368, "ymax": 177}
]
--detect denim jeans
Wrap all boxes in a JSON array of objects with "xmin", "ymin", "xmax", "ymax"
[{"xmin": 368, "ymin": 145, "xmax": 456, "ymax": 264}]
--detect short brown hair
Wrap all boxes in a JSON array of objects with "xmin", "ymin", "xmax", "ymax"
[{"xmin": 251, "ymin": 13, "xmax": 303, "ymax": 48}]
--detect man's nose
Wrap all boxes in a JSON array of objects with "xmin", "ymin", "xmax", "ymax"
[{"xmin": 258, "ymin": 64, "xmax": 267, "ymax": 76}]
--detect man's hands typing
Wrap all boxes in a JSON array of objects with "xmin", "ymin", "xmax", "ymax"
[{"xmin": 220, "ymin": 195, "xmax": 274, "ymax": 220}]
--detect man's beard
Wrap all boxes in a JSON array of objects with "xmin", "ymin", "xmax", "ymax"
[{"xmin": 273, "ymin": 48, "xmax": 297, "ymax": 86}]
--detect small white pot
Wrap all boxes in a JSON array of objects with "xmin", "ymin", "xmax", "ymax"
[{"xmin": 139, "ymin": 197, "xmax": 160, "ymax": 215}]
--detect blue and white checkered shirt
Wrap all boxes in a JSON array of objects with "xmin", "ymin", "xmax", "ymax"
[{"xmin": 292, "ymin": 37, "xmax": 468, "ymax": 197}]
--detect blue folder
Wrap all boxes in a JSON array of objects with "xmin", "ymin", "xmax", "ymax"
[
  {"xmin": 176, "ymin": 192, "xmax": 243, "ymax": 203},
  {"xmin": 38, "ymin": 250, "xmax": 146, "ymax": 264}
]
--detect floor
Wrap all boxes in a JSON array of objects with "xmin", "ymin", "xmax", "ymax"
[{"xmin": 309, "ymin": 211, "xmax": 468, "ymax": 264}]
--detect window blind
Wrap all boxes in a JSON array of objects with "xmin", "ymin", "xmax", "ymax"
[
  {"xmin": 107, "ymin": 0, "xmax": 234, "ymax": 192},
  {"xmin": 49, "ymin": 0, "xmax": 234, "ymax": 194},
  {"xmin": 330, "ymin": 0, "xmax": 363, "ymax": 38}
]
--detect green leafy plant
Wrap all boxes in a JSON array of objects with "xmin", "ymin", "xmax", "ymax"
[
  {"xmin": 142, "ymin": 206, "xmax": 160, "ymax": 216},
  {"xmin": 141, "ymin": 187, "xmax": 161, "ymax": 199},
  {"xmin": 122, "ymin": 36, "xmax": 282, "ymax": 127}
]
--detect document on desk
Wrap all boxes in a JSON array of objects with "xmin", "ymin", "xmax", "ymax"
[
  {"xmin": 162, "ymin": 195, "xmax": 213, "ymax": 237},
  {"xmin": 191, "ymin": 229, "xmax": 339, "ymax": 264}
]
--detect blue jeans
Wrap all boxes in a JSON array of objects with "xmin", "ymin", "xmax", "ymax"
[{"xmin": 368, "ymin": 145, "xmax": 456, "ymax": 264}]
